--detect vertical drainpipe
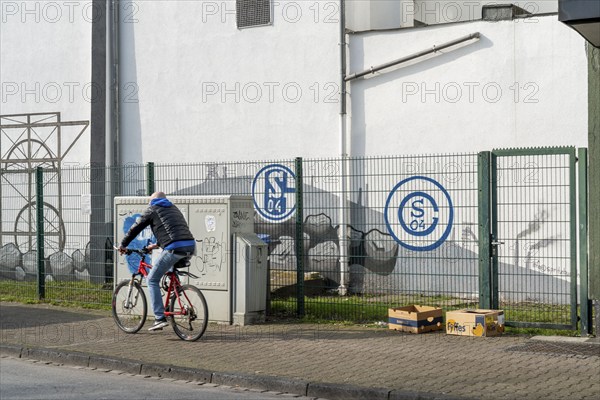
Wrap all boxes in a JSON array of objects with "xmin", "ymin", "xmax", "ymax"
[
  {"xmin": 111, "ymin": 0, "xmax": 120, "ymax": 170},
  {"xmin": 338, "ymin": 0, "xmax": 349, "ymax": 295},
  {"xmin": 90, "ymin": 0, "xmax": 107, "ymax": 283},
  {"xmin": 107, "ymin": 0, "xmax": 120, "ymax": 257}
]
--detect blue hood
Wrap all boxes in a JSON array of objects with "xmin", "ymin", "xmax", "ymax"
[{"xmin": 150, "ymin": 198, "xmax": 173, "ymax": 207}]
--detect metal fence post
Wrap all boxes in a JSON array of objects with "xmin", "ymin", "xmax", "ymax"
[
  {"xmin": 478, "ymin": 152, "xmax": 492, "ymax": 309},
  {"xmin": 295, "ymin": 157, "xmax": 305, "ymax": 318},
  {"xmin": 569, "ymin": 148, "xmax": 579, "ymax": 329},
  {"xmin": 578, "ymin": 148, "xmax": 592, "ymax": 335},
  {"xmin": 36, "ymin": 167, "xmax": 45, "ymax": 300},
  {"xmin": 147, "ymin": 162, "xmax": 155, "ymax": 195},
  {"xmin": 489, "ymin": 152, "xmax": 500, "ymax": 310}
]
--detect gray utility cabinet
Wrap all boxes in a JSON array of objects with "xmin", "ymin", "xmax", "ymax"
[
  {"xmin": 114, "ymin": 195, "xmax": 267, "ymax": 325},
  {"xmin": 233, "ymin": 233, "xmax": 268, "ymax": 325}
]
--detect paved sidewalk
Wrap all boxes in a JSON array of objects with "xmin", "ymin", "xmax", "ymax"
[{"xmin": 1, "ymin": 302, "xmax": 599, "ymax": 400}]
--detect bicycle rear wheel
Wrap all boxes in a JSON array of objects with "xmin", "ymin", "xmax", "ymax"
[
  {"xmin": 168, "ymin": 284, "xmax": 208, "ymax": 341},
  {"xmin": 112, "ymin": 280, "xmax": 147, "ymax": 333}
]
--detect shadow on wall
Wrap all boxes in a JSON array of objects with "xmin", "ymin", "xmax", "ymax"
[
  {"xmin": 172, "ymin": 175, "xmax": 573, "ymax": 303},
  {"xmin": 119, "ymin": 0, "xmax": 143, "ymax": 164},
  {"xmin": 256, "ymin": 212, "xmax": 574, "ymax": 305},
  {"xmin": 0, "ymin": 163, "xmax": 571, "ymax": 306}
]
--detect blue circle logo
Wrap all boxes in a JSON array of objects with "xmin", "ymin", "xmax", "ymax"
[
  {"xmin": 252, "ymin": 164, "xmax": 296, "ymax": 222},
  {"xmin": 385, "ymin": 176, "xmax": 453, "ymax": 251}
]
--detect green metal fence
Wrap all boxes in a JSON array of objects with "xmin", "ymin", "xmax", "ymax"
[
  {"xmin": 150, "ymin": 160, "xmax": 300, "ymax": 317},
  {"xmin": 0, "ymin": 150, "xmax": 591, "ymax": 330},
  {"xmin": 296, "ymin": 154, "xmax": 481, "ymax": 321},
  {"xmin": 147, "ymin": 155, "xmax": 482, "ymax": 321},
  {"xmin": 489, "ymin": 147, "xmax": 579, "ymax": 329}
]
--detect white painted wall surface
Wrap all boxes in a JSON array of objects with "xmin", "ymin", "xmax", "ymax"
[
  {"xmin": 0, "ymin": 2, "xmax": 586, "ymax": 165},
  {"xmin": 411, "ymin": 0, "xmax": 558, "ymax": 26},
  {"xmin": 346, "ymin": 0, "xmax": 415, "ymax": 31},
  {"xmin": 0, "ymin": 0, "xmax": 92, "ymax": 165},
  {"xmin": 119, "ymin": 0, "xmax": 341, "ymax": 164},
  {"xmin": 346, "ymin": 0, "xmax": 558, "ymax": 32},
  {"xmin": 348, "ymin": 16, "xmax": 588, "ymax": 156}
]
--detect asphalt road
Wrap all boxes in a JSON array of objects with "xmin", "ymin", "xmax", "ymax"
[{"xmin": 0, "ymin": 357, "xmax": 307, "ymax": 400}]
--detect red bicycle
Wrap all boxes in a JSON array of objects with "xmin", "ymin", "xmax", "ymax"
[{"xmin": 112, "ymin": 247, "xmax": 208, "ymax": 341}]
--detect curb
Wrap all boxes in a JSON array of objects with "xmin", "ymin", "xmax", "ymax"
[
  {"xmin": 307, "ymin": 382, "xmax": 389, "ymax": 400},
  {"xmin": 0, "ymin": 343, "xmax": 22, "ymax": 358},
  {"xmin": 141, "ymin": 363, "xmax": 213, "ymax": 383},
  {"xmin": 28, "ymin": 347, "xmax": 91, "ymax": 368},
  {"xmin": 212, "ymin": 372, "xmax": 309, "ymax": 395},
  {"xmin": 0, "ymin": 343, "xmax": 472, "ymax": 400}
]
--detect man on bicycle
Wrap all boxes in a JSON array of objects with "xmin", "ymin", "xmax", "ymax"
[{"xmin": 119, "ymin": 191, "xmax": 196, "ymax": 331}]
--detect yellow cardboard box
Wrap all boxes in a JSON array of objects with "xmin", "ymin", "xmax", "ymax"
[
  {"xmin": 445, "ymin": 309, "xmax": 505, "ymax": 337},
  {"xmin": 388, "ymin": 305, "xmax": 443, "ymax": 334}
]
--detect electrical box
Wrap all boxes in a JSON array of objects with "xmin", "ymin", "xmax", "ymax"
[
  {"xmin": 233, "ymin": 233, "xmax": 268, "ymax": 325},
  {"xmin": 114, "ymin": 195, "xmax": 265, "ymax": 325}
]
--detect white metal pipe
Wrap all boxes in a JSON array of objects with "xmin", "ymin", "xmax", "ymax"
[
  {"xmin": 345, "ymin": 32, "xmax": 481, "ymax": 81},
  {"xmin": 338, "ymin": 0, "xmax": 349, "ymax": 295}
]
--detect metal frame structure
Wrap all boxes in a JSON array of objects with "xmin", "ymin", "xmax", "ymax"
[{"xmin": 0, "ymin": 112, "xmax": 89, "ymax": 253}]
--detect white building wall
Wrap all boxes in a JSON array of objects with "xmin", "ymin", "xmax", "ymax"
[
  {"xmin": 412, "ymin": 0, "xmax": 558, "ymax": 25},
  {"xmin": 346, "ymin": 0, "xmax": 558, "ymax": 32},
  {"xmin": 119, "ymin": 0, "xmax": 341, "ymax": 164},
  {"xmin": 0, "ymin": 0, "xmax": 92, "ymax": 165},
  {"xmin": 346, "ymin": 0, "xmax": 415, "ymax": 31},
  {"xmin": 348, "ymin": 15, "xmax": 587, "ymax": 156},
  {"xmin": 1, "ymin": 2, "xmax": 585, "ymax": 165}
]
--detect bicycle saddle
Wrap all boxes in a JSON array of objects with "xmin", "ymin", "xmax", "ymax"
[{"xmin": 174, "ymin": 257, "xmax": 191, "ymax": 269}]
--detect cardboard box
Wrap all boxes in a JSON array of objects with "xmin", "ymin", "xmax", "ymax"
[
  {"xmin": 445, "ymin": 309, "xmax": 505, "ymax": 337},
  {"xmin": 388, "ymin": 305, "xmax": 444, "ymax": 333}
]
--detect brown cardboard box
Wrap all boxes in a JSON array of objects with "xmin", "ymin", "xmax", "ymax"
[
  {"xmin": 388, "ymin": 305, "xmax": 444, "ymax": 333},
  {"xmin": 445, "ymin": 309, "xmax": 505, "ymax": 337}
]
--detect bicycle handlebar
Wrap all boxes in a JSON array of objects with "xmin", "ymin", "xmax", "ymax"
[{"xmin": 113, "ymin": 246, "xmax": 151, "ymax": 256}]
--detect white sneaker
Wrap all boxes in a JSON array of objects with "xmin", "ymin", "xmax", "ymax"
[{"xmin": 148, "ymin": 318, "xmax": 168, "ymax": 331}]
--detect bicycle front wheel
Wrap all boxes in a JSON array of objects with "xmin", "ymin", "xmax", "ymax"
[
  {"xmin": 112, "ymin": 280, "xmax": 147, "ymax": 333},
  {"xmin": 169, "ymin": 284, "xmax": 208, "ymax": 341}
]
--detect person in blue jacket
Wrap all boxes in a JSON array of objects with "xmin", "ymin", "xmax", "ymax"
[{"xmin": 119, "ymin": 192, "xmax": 196, "ymax": 331}]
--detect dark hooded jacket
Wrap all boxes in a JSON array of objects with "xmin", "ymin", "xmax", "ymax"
[{"xmin": 120, "ymin": 198, "xmax": 194, "ymax": 249}]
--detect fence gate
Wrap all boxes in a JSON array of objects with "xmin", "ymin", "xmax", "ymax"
[{"xmin": 487, "ymin": 147, "xmax": 578, "ymax": 329}]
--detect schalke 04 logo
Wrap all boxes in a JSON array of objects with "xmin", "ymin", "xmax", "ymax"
[
  {"xmin": 252, "ymin": 164, "xmax": 296, "ymax": 222},
  {"xmin": 384, "ymin": 176, "xmax": 453, "ymax": 252}
]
